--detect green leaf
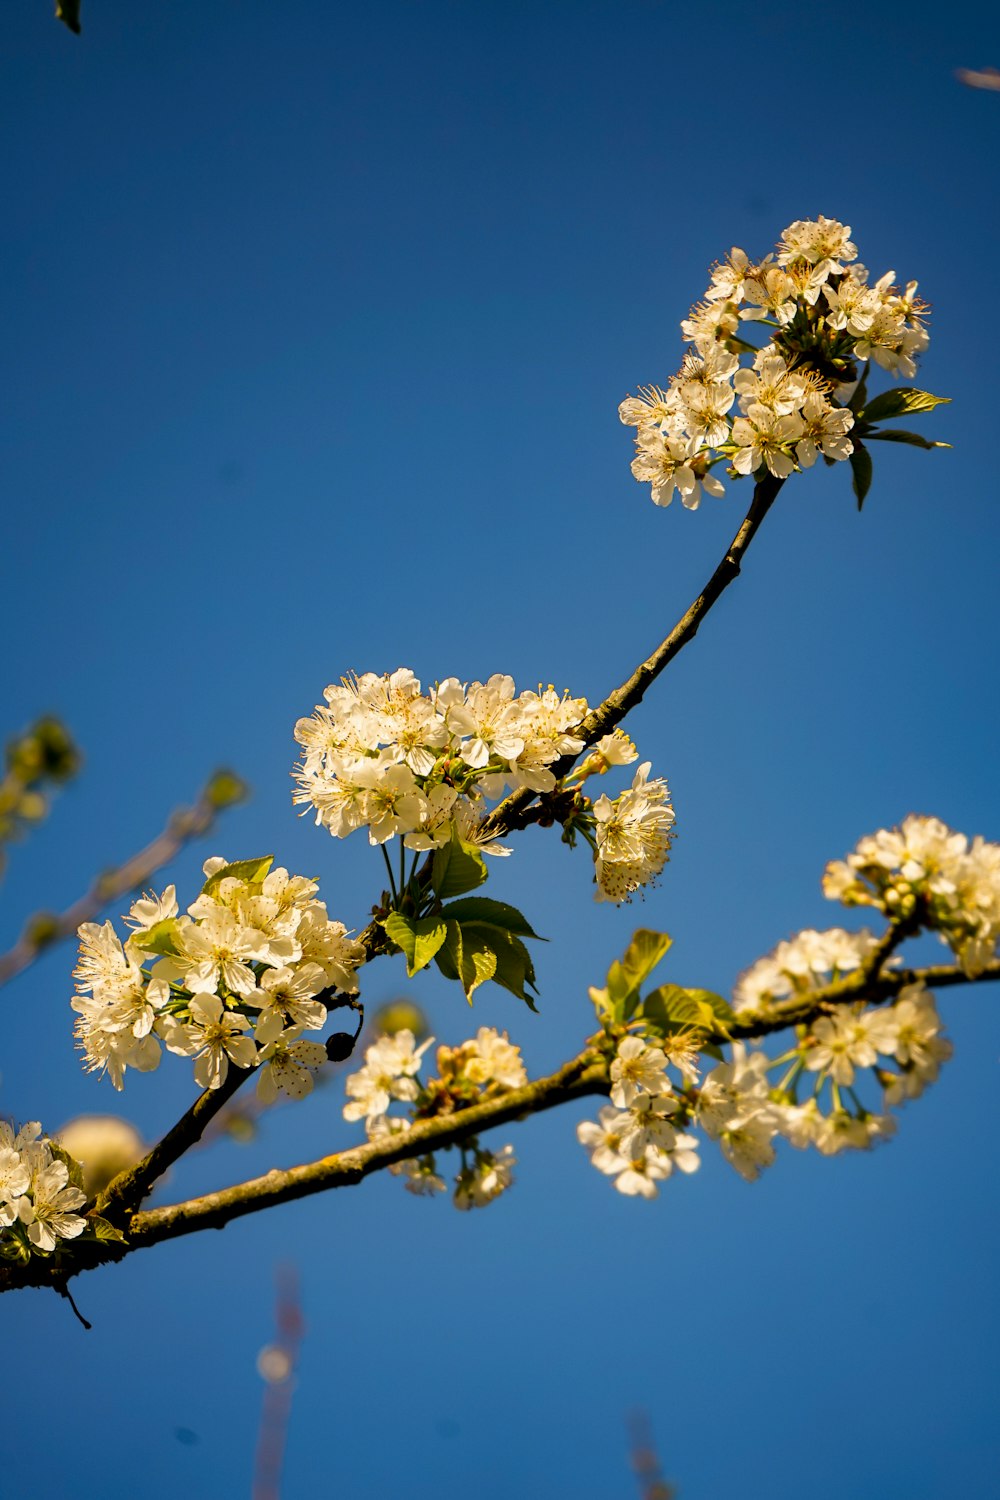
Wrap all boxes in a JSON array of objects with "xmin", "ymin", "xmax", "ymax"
[
  {"xmin": 685, "ymin": 988, "xmax": 736, "ymax": 1028},
  {"xmin": 859, "ymin": 387, "xmax": 950, "ymax": 425},
  {"xmin": 864, "ymin": 428, "xmax": 951, "ymax": 450},
  {"xmin": 381, "ymin": 913, "xmax": 448, "ymax": 977},
  {"xmin": 643, "ymin": 984, "xmax": 733, "ymax": 1039},
  {"xmin": 611, "ymin": 929, "xmax": 672, "ymax": 993},
  {"xmin": 430, "ymin": 833, "xmax": 488, "ymax": 900},
  {"xmin": 133, "ymin": 917, "xmax": 183, "ymax": 957},
  {"xmin": 55, "ymin": 1, "xmax": 82, "ymax": 34},
  {"xmin": 433, "ymin": 920, "xmax": 539, "ymax": 1006},
  {"xmin": 464, "ymin": 923, "xmax": 539, "ymax": 1008},
  {"xmin": 846, "ymin": 363, "xmax": 870, "ymax": 414},
  {"xmin": 850, "ymin": 442, "xmax": 873, "ymax": 511},
  {"xmin": 202, "ymin": 855, "xmax": 274, "ymax": 896},
  {"xmin": 439, "ymin": 920, "xmax": 497, "ymax": 1001},
  {"xmin": 603, "ymin": 928, "xmax": 672, "ymax": 1022},
  {"xmin": 438, "ymin": 896, "xmax": 542, "ymax": 939},
  {"xmin": 87, "ymin": 1215, "xmax": 127, "ymax": 1244}
]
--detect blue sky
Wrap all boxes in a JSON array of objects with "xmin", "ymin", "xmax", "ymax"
[{"xmin": 2, "ymin": 3, "xmax": 999, "ymax": 1496}]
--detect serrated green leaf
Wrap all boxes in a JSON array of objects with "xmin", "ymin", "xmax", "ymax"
[
  {"xmin": 850, "ymin": 442, "xmax": 873, "ymax": 510},
  {"xmin": 864, "ymin": 428, "xmax": 951, "ymax": 450},
  {"xmin": 202, "ymin": 855, "xmax": 274, "ymax": 896},
  {"xmin": 464, "ymin": 923, "xmax": 540, "ymax": 1008},
  {"xmin": 132, "ymin": 917, "xmax": 182, "ymax": 957},
  {"xmin": 603, "ymin": 929, "xmax": 672, "ymax": 1022},
  {"xmin": 685, "ymin": 988, "xmax": 735, "ymax": 1027},
  {"xmin": 440, "ymin": 920, "xmax": 497, "ymax": 1001},
  {"xmin": 381, "ymin": 913, "xmax": 448, "ymax": 977},
  {"xmin": 859, "ymin": 387, "xmax": 950, "ymax": 425},
  {"xmin": 438, "ymin": 896, "xmax": 542, "ymax": 939},
  {"xmin": 87, "ymin": 1215, "xmax": 127, "ymax": 1244},
  {"xmin": 430, "ymin": 834, "xmax": 488, "ymax": 900},
  {"xmin": 642, "ymin": 984, "xmax": 733, "ymax": 1039},
  {"xmin": 617, "ymin": 929, "xmax": 672, "ymax": 989}
]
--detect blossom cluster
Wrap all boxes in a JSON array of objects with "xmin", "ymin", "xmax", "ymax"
[
  {"xmin": 733, "ymin": 925, "xmax": 885, "ymax": 1012},
  {"xmin": 0, "ymin": 1121, "xmax": 87, "ymax": 1258},
  {"xmin": 620, "ymin": 215, "xmax": 929, "ymax": 508},
  {"xmin": 591, "ymin": 758, "xmax": 676, "ymax": 904},
  {"xmin": 343, "ymin": 1025, "xmax": 525, "ymax": 1209},
  {"xmin": 824, "ymin": 814, "xmax": 1000, "ymax": 977},
  {"xmin": 695, "ymin": 981, "xmax": 952, "ymax": 1180},
  {"xmin": 72, "ymin": 857, "xmax": 364, "ymax": 1098},
  {"xmin": 294, "ymin": 669, "xmax": 589, "ymax": 848},
  {"xmin": 576, "ymin": 1035, "xmax": 701, "ymax": 1198},
  {"xmin": 295, "ymin": 672, "xmax": 674, "ymax": 904},
  {"xmin": 581, "ymin": 949, "xmax": 953, "ymax": 1197}
]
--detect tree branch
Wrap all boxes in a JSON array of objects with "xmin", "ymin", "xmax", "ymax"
[
  {"xmin": 94, "ymin": 1058, "xmax": 254, "ymax": 1221},
  {"xmin": 727, "ymin": 957, "xmax": 1000, "ymax": 1037},
  {"xmin": 2, "ymin": 956, "xmax": 997, "ymax": 1296},
  {"xmin": 96, "ymin": 474, "xmax": 785, "ymax": 1216},
  {"xmin": 127, "ymin": 1051, "xmax": 607, "ymax": 1246},
  {"xmin": 484, "ymin": 472, "xmax": 784, "ymax": 836}
]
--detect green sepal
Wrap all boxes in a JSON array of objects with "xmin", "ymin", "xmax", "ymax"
[
  {"xmin": 858, "ymin": 387, "xmax": 950, "ymax": 425},
  {"xmin": 48, "ymin": 1140, "xmax": 86, "ymax": 1193},
  {"xmin": 863, "ymin": 428, "xmax": 951, "ymax": 450},
  {"xmin": 381, "ymin": 912, "xmax": 448, "ymax": 977},
  {"xmin": 438, "ymin": 896, "xmax": 542, "ymax": 940},
  {"xmin": 850, "ymin": 442, "xmax": 873, "ymax": 510},
  {"xmin": 0, "ymin": 1235, "xmax": 31, "ymax": 1265},
  {"xmin": 86, "ymin": 1215, "xmax": 128, "ymax": 1245},
  {"xmin": 202, "ymin": 855, "xmax": 274, "ymax": 896},
  {"xmin": 133, "ymin": 917, "xmax": 183, "ymax": 957},
  {"xmin": 430, "ymin": 832, "xmax": 488, "ymax": 900}
]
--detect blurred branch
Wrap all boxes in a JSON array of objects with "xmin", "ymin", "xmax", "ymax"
[
  {"xmin": 628, "ymin": 1410, "xmax": 675, "ymax": 1500},
  {"xmin": 253, "ymin": 1266, "xmax": 305, "ymax": 1500},
  {"xmin": 956, "ymin": 66, "xmax": 1000, "ymax": 91},
  {"xmin": 0, "ymin": 717, "xmax": 81, "ymax": 876},
  {"xmin": 0, "ymin": 768, "xmax": 248, "ymax": 990}
]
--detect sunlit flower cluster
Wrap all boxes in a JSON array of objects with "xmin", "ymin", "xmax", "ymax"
[
  {"xmin": 733, "ymin": 926, "xmax": 885, "ymax": 1012},
  {"xmin": 823, "ymin": 815, "xmax": 1000, "ymax": 976},
  {"xmin": 592, "ymin": 761, "xmax": 675, "ymax": 904},
  {"xmin": 294, "ymin": 668, "xmax": 589, "ymax": 849},
  {"xmin": 0, "ymin": 1121, "xmax": 87, "ymax": 1259},
  {"xmin": 697, "ymin": 978, "xmax": 952, "ymax": 1178},
  {"xmin": 577, "ymin": 1035, "xmax": 701, "ymax": 1198},
  {"xmin": 72, "ymin": 857, "xmax": 364, "ymax": 1096},
  {"xmin": 296, "ymin": 672, "xmax": 673, "ymax": 905},
  {"xmin": 621, "ymin": 216, "xmax": 930, "ymax": 507},
  {"xmin": 343, "ymin": 1025, "xmax": 524, "ymax": 1210}
]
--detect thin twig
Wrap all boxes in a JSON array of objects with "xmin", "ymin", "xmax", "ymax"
[
  {"xmin": 0, "ymin": 770, "xmax": 247, "ymax": 990},
  {"xmin": 484, "ymin": 473, "xmax": 784, "ymax": 836}
]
